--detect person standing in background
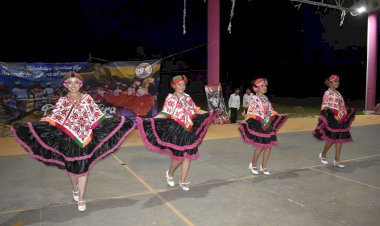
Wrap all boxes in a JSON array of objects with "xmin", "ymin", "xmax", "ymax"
[
  {"xmin": 242, "ymin": 88, "xmax": 254, "ymax": 116},
  {"xmin": 228, "ymin": 88, "xmax": 240, "ymax": 123}
]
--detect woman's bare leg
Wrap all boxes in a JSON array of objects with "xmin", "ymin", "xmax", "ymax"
[
  {"xmin": 180, "ymin": 159, "xmax": 191, "ymax": 183},
  {"xmin": 261, "ymin": 148, "xmax": 272, "ymax": 169},
  {"xmin": 321, "ymin": 141, "xmax": 334, "ymax": 158},
  {"xmin": 69, "ymin": 175, "xmax": 79, "ymax": 193},
  {"xmin": 168, "ymin": 159, "xmax": 183, "ymax": 177},
  {"xmin": 78, "ymin": 175, "xmax": 88, "ymax": 202},
  {"xmin": 334, "ymin": 143, "xmax": 343, "ymax": 162},
  {"xmin": 252, "ymin": 148, "xmax": 263, "ymax": 167}
]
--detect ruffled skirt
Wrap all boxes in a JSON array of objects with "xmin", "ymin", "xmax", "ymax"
[
  {"xmin": 238, "ymin": 114, "xmax": 288, "ymax": 148},
  {"xmin": 11, "ymin": 116, "xmax": 135, "ymax": 177},
  {"xmin": 136, "ymin": 111, "xmax": 216, "ymax": 160},
  {"xmin": 312, "ymin": 108, "xmax": 355, "ymax": 143}
]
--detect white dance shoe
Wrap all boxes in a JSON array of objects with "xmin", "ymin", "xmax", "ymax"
[
  {"xmin": 333, "ymin": 160, "xmax": 345, "ymax": 168},
  {"xmin": 249, "ymin": 162, "xmax": 259, "ymax": 175},
  {"xmin": 78, "ymin": 201, "xmax": 86, "ymax": 212},
  {"xmin": 165, "ymin": 170, "xmax": 175, "ymax": 187},
  {"xmin": 259, "ymin": 165, "xmax": 271, "ymax": 175},
  {"xmin": 179, "ymin": 181, "xmax": 191, "ymax": 191},
  {"xmin": 319, "ymin": 153, "xmax": 328, "ymax": 165}
]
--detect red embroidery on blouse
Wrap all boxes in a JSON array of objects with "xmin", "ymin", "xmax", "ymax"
[
  {"xmin": 321, "ymin": 89, "xmax": 347, "ymax": 120},
  {"xmin": 42, "ymin": 94, "xmax": 105, "ymax": 145},
  {"xmin": 161, "ymin": 93, "xmax": 197, "ymax": 130},
  {"xmin": 246, "ymin": 95, "xmax": 276, "ymax": 124}
]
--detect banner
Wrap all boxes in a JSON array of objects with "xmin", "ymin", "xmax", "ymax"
[
  {"xmin": 0, "ymin": 62, "xmax": 90, "ymax": 124},
  {"xmin": 0, "ymin": 60, "xmax": 161, "ymax": 136},
  {"xmin": 87, "ymin": 60, "xmax": 161, "ymax": 120},
  {"xmin": 204, "ymin": 84, "xmax": 230, "ymax": 124}
]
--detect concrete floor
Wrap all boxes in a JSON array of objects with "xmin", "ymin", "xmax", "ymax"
[{"xmin": 0, "ymin": 124, "xmax": 379, "ymax": 226}]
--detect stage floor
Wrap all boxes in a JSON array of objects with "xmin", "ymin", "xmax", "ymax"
[{"xmin": 1, "ymin": 115, "xmax": 380, "ymax": 225}]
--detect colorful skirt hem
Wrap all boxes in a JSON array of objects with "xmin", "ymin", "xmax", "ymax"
[
  {"xmin": 312, "ymin": 108, "xmax": 355, "ymax": 143},
  {"xmin": 136, "ymin": 111, "xmax": 216, "ymax": 160},
  {"xmin": 238, "ymin": 114, "xmax": 288, "ymax": 148},
  {"xmin": 11, "ymin": 116, "xmax": 135, "ymax": 177}
]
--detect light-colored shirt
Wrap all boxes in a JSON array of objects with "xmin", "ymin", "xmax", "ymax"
[
  {"xmin": 243, "ymin": 93, "xmax": 254, "ymax": 107},
  {"xmin": 228, "ymin": 94, "xmax": 240, "ymax": 110}
]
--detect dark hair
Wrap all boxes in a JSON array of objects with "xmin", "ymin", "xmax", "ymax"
[{"xmin": 324, "ymin": 79, "xmax": 330, "ymax": 87}]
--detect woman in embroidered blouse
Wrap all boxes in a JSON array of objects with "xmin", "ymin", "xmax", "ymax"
[
  {"xmin": 11, "ymin": 72, "xmax": 135, "ymax": 211},
  {"xmin": 313, "ymin": 75, "xmax": 355, "ymax": 168},
  {"xmin": 136, "ymin": 75, "xmax": 216, "ymax": 191},
  {"xmin": 238, "ymin": 78, "xmax": 288, "ymax": 175}
]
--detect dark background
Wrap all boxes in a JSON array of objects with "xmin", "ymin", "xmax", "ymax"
[{"xmin": 0, "ymin": 0, "xmax": 378, "ymax": 101}]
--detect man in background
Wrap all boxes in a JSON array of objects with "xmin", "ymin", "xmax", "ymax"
[
  {"xmin": 242, "ymin": 88, "xmax": 253, "ymax": 116},
  {"xmin": 228, "ymin": 88, "xmax": 240, "ymax": 123}
]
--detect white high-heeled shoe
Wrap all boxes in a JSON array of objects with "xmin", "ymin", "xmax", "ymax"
[
  {"xmin": 333, "ymin": 160, "xmax": 345, "ymax": 168},
  {"xmin": 259, "ymin": 165, "xmax": 270, "ymax": 175},
  {"xmin": 165, "ymin": 170, "xmax": 175, "ymax": 187},
  {"xmin": 249, "ymin": 162, "xmax": 259, "ymax": 175},
  {"xmin": 72, "ymin": 190, "xmax": 79, "ymax": 202},
  {"xmin": 78, "ymin": 201, "xmax": 86, "ymax": 212},
  {"xmin": 319, "ymin": 153, "xmax": 328, "ymax": 165}
]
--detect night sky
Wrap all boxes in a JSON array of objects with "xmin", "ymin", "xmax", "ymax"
[{"xmin": 1, "ymin": 0, "xmax": 378, "ymax": 100}]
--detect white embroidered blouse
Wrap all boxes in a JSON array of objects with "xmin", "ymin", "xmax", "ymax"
[
  {"xmin": 321, "ymin": 88, "xmax": 347, "ymax": 121},
  {"xmin": 160, "ymin": 93, "xmax": 200, "ymax": 131},
  {"xmin": 245, "ymin": 94, "xmax": 278, "ymax": 128},
  {"xmin": 41, "ymin": 94, "xmax": 105, "ymax": 147}
]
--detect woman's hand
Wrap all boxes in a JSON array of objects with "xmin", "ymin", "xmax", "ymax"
[
  {"xmin": 154, "ymin": 113, "xmax": 167, "ymax": 119},
  {"xmin": 240, "ymin": 118, "xmax": 248, "ymax": 124},
  {"xmin": 196, "ymin": 109, "xmax": 208, "ymax": 115}
]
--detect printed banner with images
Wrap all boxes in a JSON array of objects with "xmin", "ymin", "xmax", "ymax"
[
  {"xmin": 0, "ymin": 60, "xmax": 161, "ymax": 137},
  {"xmin": 204, "ymin": 84, "xmax": 230, "ymax": 124},
  {"xmin": 0, "ymin": 62, "xmax": 90, "ymax": 132},
  {"xmin": 85, "ymin": 60, "xmax": 161, "ymax": 121}
]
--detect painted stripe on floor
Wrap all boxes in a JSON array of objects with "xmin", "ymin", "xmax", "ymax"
[
  {"xmin": 310, "ymin": 168, "xmax": 380, "ymax": 190},
  {"xmin": 112, "ymin": 154, "xmax": 195, "ymax": 226}
]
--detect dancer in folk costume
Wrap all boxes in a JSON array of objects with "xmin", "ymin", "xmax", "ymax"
[
  {"xmin": 238, "ymin": 78, "xmax": 288, "ymax": 175},
  {"xmin": 136, "ymin": 75, "xmax": 217, "ymax": 191},
  {"xmin": 11, "ymin": 72, "xmax": 135, "ymax": 211},
  {"xmin": 313, "ymin": 74, "xmax": 355, "ymax": 168}
]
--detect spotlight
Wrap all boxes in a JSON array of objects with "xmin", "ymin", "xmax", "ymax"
[
  {"xmin": 350, "ymin": 0, "xmax": 380, "ymax": 16},
  {"xmin": 350, "ymin": 5, "xmax": 367, "ymax": 16}
]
